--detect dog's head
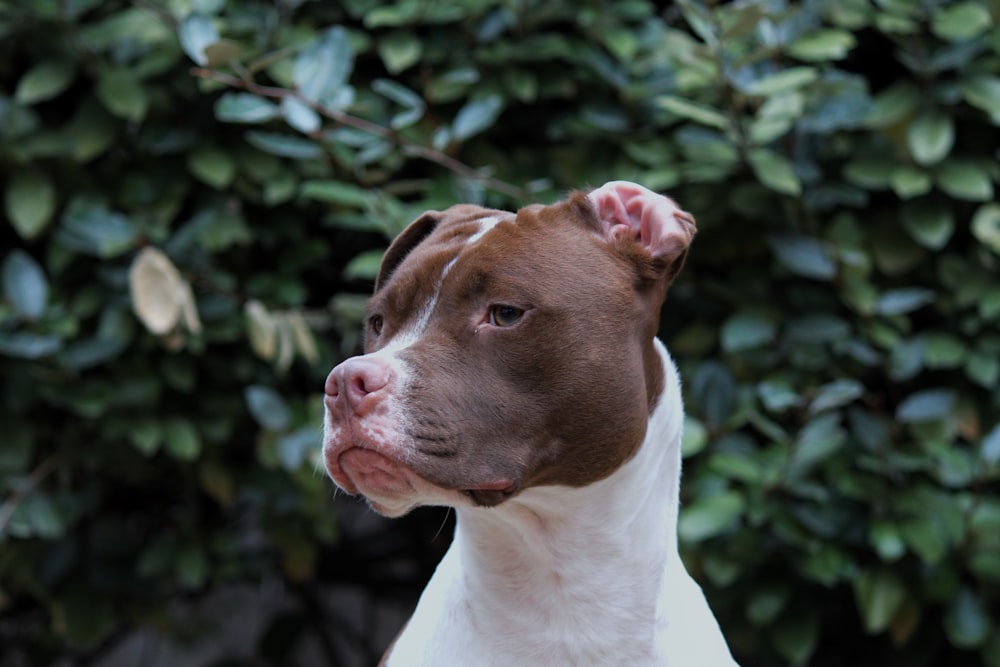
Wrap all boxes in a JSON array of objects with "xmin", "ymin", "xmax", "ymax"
[{"xmin": 322, "ymin": 181, "xmax": 696, "ymax": 516}]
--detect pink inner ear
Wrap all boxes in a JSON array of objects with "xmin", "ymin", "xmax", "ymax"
[{"xmin": 587, "ymin": 181, "xmax": 695, "ymax": 260}]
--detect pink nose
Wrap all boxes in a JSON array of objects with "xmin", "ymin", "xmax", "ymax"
[{"xmin": 325, "ymin": 356, "xmax": 394, "ymax": 417}]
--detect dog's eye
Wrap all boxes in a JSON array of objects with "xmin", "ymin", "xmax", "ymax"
[
  {"xmin": 489, "ymin": 305, "xmax": 524, "ymax": 327},
  {"xmin": 369, "ymin": 314, "xmax": 384, "ymax": 335}
]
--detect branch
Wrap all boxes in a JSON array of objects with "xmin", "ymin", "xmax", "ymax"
[
  {"xmin": 0, "ymin": 454, "xmax": 64, "ymax": 535},
  {"xmin": 191, "ymin": 67, "xmax": 528, "ymax": 200}
]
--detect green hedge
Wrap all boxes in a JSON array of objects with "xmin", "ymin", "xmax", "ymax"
[{"xmin": 1, "ymin": 0, "xmax": 999, "ymax": 664}]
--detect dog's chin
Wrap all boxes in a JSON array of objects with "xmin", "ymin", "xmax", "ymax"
[
  {"xmin": 333, "ymin": 448, "xmax": 469, "ymax": 516},
  {"xmin": 336, "ymin": 448, "xmax": 418, "ymax": 516}
]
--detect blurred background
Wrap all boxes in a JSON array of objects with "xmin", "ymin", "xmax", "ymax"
[{"xmin": 1, "ymin": 0, "xmax": 999, "ymax": 665}]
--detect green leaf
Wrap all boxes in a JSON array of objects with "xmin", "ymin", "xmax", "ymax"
[
  {"xmin": 603, "ymin": 26, "xmax": 639, "ymax": 61},
  {"xmin": 656, "ymin": 96, "xmax": 729, "ymax": 130},
  {"xmin": 214, "ymin": 93, "xmax": 280, "ymax": 123},
  {"xmin": 896, "ymin": 388, "xmax": 956, "ymax": 423},
  {"xmin": 343, "ymin": 249, "xmax": 384, "ymax": 281},
  {"xmin": 14, "ymin": 60, "xmax": 75, "ymax": 105},
  {"xmin": 944, "ymin": 587, "xmax": 992, "ymax": 648},
  {"xmin": 5, "ymin": 171, "xmax": 56, "ymax": 240},
  {"xmin": 907, "ymin": 110, "xmax": 954, "ymax": 165},
  {"xmin": 96, "ymin": 69, "xmax": 149, "ymax": 122},
  {"xmin": 874, "ymin": 288, "xmax": 936, "ymax": 315},
  {"xmin": 854, "ymin": 568, "xmax": 906, "ymax": 634},
  {"xmin": 277, "ymin": 428, "xmax": 317, "ymax": 471},
  {"xmin": 931, "ymin": 444, "xmax": 976, "ymax": 488},
  {"xmin": 203, "ymin": 39, "xmax": 242, "ymax": 67},
  {"xmin": 900, "ymin": 516, "xmax": 948, "ymax": 563},
  {"xmin": 890, "ymin": 165, "xmax": 932, "ymax": 199},
  {"xmin": 18, "ymin": 492, "xmax": 66, "ymax": 539},
  {"xmin": 790, "ymin": 413, "xmax": 846, "ymax": 475},
  {"xmin": 0, "ymin": 331, "xmax": 62, "ymax": 359},
  {"xmin": 244, "ymin": 385, "xmax": 291, "ymax": 431},
  {"xmin": 966, "ymin": 349, "xmax": 1000, "ymax": 388},
  {"xmin": 984, "ymin": 634, "xmax": 1000, "ymax": 667},
  {"xmin": 677, "ymin": 0, "xmax": 717, "ymax": 46},
  {"xmin": 363, "ymin": 3, "xmax": 421, "ymax": 28},
  {"xmin": 844, "ymin": 155, "xmax": 895, "ymax": 189},
  {"xmin": 2, "ymin": 249, "xmax": 48, "ymax": 320},
  {"xmin": 294, "ymin": 26, "xmax": 354, "ymax": 104},
  {"xmin": 681, "ymin": 416, "xmax": 708, "ymax": 458},
  {"xmin": 864, "ymin": 82, "xmax": 919, "ymax": 128},
  {"xmin": 934, "ymin": 160, "xmax": 994, "ymax": 201},
  {"xmin": 245, "ymin": 131, "xmax": 323, "ymax": 159},
  {"xmin": 982, "ymin": 424, "xmax": 1000, "ymax": 466},
  {"xmin": 452, "ymin": 95, "xmax": 504, "ymax": 142},
  {"xmin": 678, "ymin": 491, "xmax": 744, "ymax": 542},
  {"xmin": 187, "ymin": 145, "xmax": 235, "ymax": 189},
  {"xmin": 959, "ymin": 74, "xmax": 1000, "ymax": 120},
  {"xmin": 924, "ymin": 333, "xmax": 965, "ymax": 368},
  {"xmin": 787, "ymin": 313, "xmax": 851, "ymax": 343},
  {"xmin": 810, "ymin": 379, "xmax": 864, "ymax": 414},
  {"xmin": 164, "ymin": 419, "xmax": 202, "ymax": 461},
  {"xmin": 972, "ymin": 203, "xmax": 1000, "ymax": 254},
  {"xmin": 378, "ymin": 31, "xmax": 422, "ymax": 74},
  {"xmin": 771, "ymin": 608, "xmax": 819, "ymax": 665},
  {"xmin": 263, "ymin": 170, "xmax": 298, "ymax": 205},
  {"xmin": 932, "ymin": 2, "xmax": 993, "ymax": 42},
  {"xmin": 280, "ymin": 96, "xmax": 321, "ymax": 134},
  {"xmin": 786, "ymin": 29, "xmax": 856, "ymax": 61},
  {"xmin": 768, "ymin": 234, "xmax": 836, "ymax": 280},
  {"xmin": 748, "ymin": 149, "xmax": 801, "ymax": 195},
  {"xmin": 56, "ymin": 197, "xmax": 137, "ymax": 258},
  {"xmin": 758, "ymin": 379, "xmax": 804, "ymax": 412},
  {"xmin": 746, "ymin": 586, "xmax": 789, "ymax": 625},
  {"xmin": 720, "ymin": 312, "xmax": 776, "ymax": 351},
  {"xmin": 901, "ymin": 202, "xmax": 954, "ymax": 249},
  {"xmin": 300, "ymin": 180, "xmax": 370, "ymax": 208},
  {"xmin": 65, "ymin": 98, "xmax": 119, "ymax": 162},
  {"xmin": 176, "ymin": 546, "xmax": 208, "ymax": 588},
  {"xmin": 746, "ymin": 67, "xmax": 819, "ymax": 96},
  {"xmin": 129, "ymin": 420, "xmax": 162, "ymax": 456},
  {"xmin": 870, "ymin": 521, "xmax": 906, "ymax": 561},
  {"xmin": 979, "ymin": 286, "xmax": 1000, "ymax": 319},
  {"xmin": 178, "ymin": 14, "xmax": 219, "ymax": 66},
  {"xmin": 373, "ymin": 79, "xmax": 425, "ymax": 129},
  {"xmin": 690, "ymin": 361, "xmax": 737, "ymax": 427}
]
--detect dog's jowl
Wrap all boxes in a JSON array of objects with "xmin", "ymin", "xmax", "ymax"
[{"xmin": 323, "ymin": 181, "xmax": 739, "ymax": 666}]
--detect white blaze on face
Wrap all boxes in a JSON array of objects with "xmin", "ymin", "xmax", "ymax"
[
  {"xmin": 467, "ymin": 215, "xmax": 502, "ymax": 245},
  {"xmin": 382, "ymin": 213, "xmax": 514, "ymax": 352}
]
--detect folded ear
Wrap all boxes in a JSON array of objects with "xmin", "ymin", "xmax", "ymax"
[
  {"xmin": 587, "ymin": 181, "xmax": 696, "ymax": 281},
  {"xmin": 375, "ymin": 211, "xmax": 442, "ymax": 291}
]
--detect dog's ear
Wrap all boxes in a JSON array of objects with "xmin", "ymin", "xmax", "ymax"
[
  {"xmin": 375, "ymin": 211, "xmax": 442, "ymax": 291},
  {"xmin": 586, "ymin": 181, "xmax": 696, "ymax": 283}
]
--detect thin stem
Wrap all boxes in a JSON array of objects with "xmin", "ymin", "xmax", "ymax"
[
  {"xmin": 191, "ymin": 67, "xmax": 528, "ymax": 200},
  {"xmin": 0, "ymin": 454, "xmax": 64, "ymax": 535}
]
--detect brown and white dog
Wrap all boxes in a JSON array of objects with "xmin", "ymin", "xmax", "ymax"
[{"xmin": 322, "ymin": 181, "xmax": 739, "ymax": 666}]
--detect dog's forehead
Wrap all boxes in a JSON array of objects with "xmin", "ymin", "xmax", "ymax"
[
  {"xmin": 401, "ymin": 207, "xmax": 518, "ymax": 285},
  {"xmin": 370, "ymin": 207, "xmax": 517, "ymax": 341},
  {"xmin": 428, "ymin": 205, "xmax": 514, "ymax": 253}
]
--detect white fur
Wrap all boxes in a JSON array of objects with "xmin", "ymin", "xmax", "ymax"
[
  {"xmin": 467, "ymin": 215, "xmax": 506, "ymax": 245},
  {"xmin": 385, "ymin": 340, "xmax": 738, "ymax": 666}
]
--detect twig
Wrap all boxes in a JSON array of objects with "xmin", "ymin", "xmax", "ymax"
[
  {"xmin": 191, "ymin": 67, "xmax": 528, "ymax": 200},
  {"xmin": 0, "ymin": 453, "xmax": 65, "ymax": 535}
]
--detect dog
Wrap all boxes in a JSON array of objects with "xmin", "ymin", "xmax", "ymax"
[{"xmin": 323, "ymin": 181, "xmax": 738, "ymax": 665}]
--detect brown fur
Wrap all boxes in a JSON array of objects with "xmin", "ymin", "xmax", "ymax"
[{"xmin": 361, "ymin": 190, "xmax": 691, "ymax": 505}]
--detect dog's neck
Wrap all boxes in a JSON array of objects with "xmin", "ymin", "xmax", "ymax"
[{"xmin": 448, "ymin": 340, "xmax": 684, "ymax": 661}]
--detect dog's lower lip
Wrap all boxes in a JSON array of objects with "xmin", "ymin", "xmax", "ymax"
[{"xmin": 466, "ymin": 480, "xmax": 517, "ymax": 495}]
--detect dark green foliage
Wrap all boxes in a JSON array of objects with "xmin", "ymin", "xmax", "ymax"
[{"xmin": 1, "ymin": 0, "xmax": 998, "ymax": 664}]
